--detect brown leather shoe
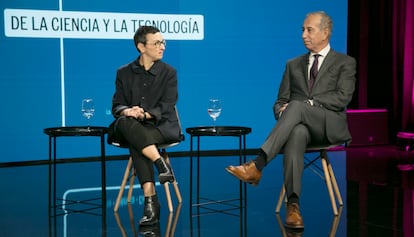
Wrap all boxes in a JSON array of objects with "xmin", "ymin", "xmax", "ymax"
[
  {"xmin": 225, "ymin": 160, "xmax": 262, "ymax": 186},
  {"xmin": 285, "ymin": 203, "xmax": 304, "ymax": 229}
]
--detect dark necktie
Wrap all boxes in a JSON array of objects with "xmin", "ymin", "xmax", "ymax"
[{"xmin": 308, "ymin": 54, "xmax": 320, "ymax": 90}]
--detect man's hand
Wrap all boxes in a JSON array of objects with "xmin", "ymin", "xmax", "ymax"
[
  {"xmin": 278, "ymin": 103, "xmax": 289, "ymax": 118},
  {"xmin": 280, "ymin": 103, "xmax": 288, "ymax": 112}
]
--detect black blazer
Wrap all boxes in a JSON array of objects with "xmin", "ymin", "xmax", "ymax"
[
  {"xmin": 111, "ymin": 58, "xmax": 180, "ymax": 142},
  {"xmin": 274, "ymin": 49, "xmax": 357, "ymax": 144}
]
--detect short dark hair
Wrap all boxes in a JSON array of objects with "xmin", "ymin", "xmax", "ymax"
[{"xmin": 133, "ymin": 26, "xmax": 160, "ymax": 52}]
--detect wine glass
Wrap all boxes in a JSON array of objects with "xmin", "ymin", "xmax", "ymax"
[
  {"xmin": 81, "ymin": 98, "xmax": 95, "ymax": 129},
  {"xmin": 207, "ymin": 98, "xmax": 222, "ymax": 132}
]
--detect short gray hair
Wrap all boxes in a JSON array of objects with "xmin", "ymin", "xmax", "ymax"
[{"xmin": 307, "ymin": 11, "xmax": 333, "ymax": 38}]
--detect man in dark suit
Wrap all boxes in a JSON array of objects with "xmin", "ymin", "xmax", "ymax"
[
  {"xmin": 110, "ymin": 26, "xmax": 180, "ymax": 226},
  {"xmin": 226, "ymin": 11, "xmax": 356, "ymax": 229}
]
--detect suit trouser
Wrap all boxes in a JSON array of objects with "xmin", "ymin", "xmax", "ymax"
[
  {"xmin": 260, "ymin": 100, "xmax": 329, "ymax": 198},
  {"xmin": 115, "ymin": 117, "xmax": 165, "ymax": 186}
]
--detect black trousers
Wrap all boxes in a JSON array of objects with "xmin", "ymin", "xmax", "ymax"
[
  {"xmin": 261, "ymin": 100, "xmax": 329, "ymax": 199},
  {"xmin": 116, "ymin": 117, "xmax": 166, "ymax": 186}
]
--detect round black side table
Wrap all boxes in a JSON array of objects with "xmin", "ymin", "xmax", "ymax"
[
  {"xmin": 44, "ymin": 126, "xmax": 108, "ymax": 234},
  {"xmin": 186, "ymin": 126, "xmax": 251, "ymax": 237}
]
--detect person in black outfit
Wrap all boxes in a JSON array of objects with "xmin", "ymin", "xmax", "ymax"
[{"xmin": 110, "ymin": 25, "xmax": 180, "ymax": 226}]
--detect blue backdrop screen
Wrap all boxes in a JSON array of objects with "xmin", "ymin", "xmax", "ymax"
[{"xmin": 1, "ymin": 0, "xmax": 347, "ymax": 162}]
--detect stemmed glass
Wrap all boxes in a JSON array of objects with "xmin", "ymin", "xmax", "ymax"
[
  {"xmin": 81, "ymin": 98, "xmax": 95, "ymax": 129},
  {"xmin": 207, "ymin": 98, "xmax": 222, "ymax": 132}
]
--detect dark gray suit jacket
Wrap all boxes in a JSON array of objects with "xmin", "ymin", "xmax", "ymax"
[{"xmin": 274, "ymin": 49, "xmax": 357, "ymax": 145}]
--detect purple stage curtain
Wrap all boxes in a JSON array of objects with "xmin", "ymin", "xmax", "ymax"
[
  {"xmin": 393, "ymin": 0, "xmax": 414, "ymax": 130},
  {"xmin": 348, "ymin": 0, "xmax": 414, "ymax": 138}
]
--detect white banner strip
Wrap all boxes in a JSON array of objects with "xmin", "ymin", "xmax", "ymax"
[{"xmin": 4, "ymin": 9, "xmax": 204, "ymax": 40}]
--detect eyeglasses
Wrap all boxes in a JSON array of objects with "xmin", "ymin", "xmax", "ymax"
[{"xmin": 146, "ymin": 40, "xmax": 167, "ymax": 48}]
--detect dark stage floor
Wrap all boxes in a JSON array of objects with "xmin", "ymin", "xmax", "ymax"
[{"xmin": 0, "ymin": 145, "xmax": 413, "ymax": 237}]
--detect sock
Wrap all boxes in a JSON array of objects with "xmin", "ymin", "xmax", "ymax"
[
  {"xmin": 253, "ymin": 149, "xmax": 267, "ymax": 171},
  {"xmin": 154, "ymin": 157, "xmax": 165, "ymax": 172},
  {"xmin": 288, "ymin": 193, "xmax": 299, "ymax": 205}
]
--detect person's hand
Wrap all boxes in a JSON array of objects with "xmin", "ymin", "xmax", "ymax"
[
  {"xmin": 277, "ymin": 103, "xmax": 288, "ymax": 118},
  {"xmin": 124, "ymin": 106, "xmax": 145, "ymax": 119},
  {"xmin": 280, "ymin": 103, "xmax": 288, "ymax": 113}
]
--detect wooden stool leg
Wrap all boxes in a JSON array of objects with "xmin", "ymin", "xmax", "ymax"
[
  {"xmin": 164, "ymin": 182, "xmax": 173, "ymax": 212},
  {"xmin": 321, "ymin": 157, "xmax": 338, "ymax": 215},
  {"xmin": 127, "ymin": 168, "xmax": 135, "ymax": 203},
  {"xmin": 164, "ymin": 212, "xmax": 174, "ymax": 237},
  {"xmin": 172, "ymin": 181, "xmax": 183, "ymax": 203},
  {"xmin": 114, "ymin": 157, "xmax": 134, "ymax": 212},
  {"xmin": 326, "ymin": 159, "xmax": 343, "ymax": 206},
  {"xmin": 115, "ymin": 144, "xmax": 183, "ymax": 213},
  {"xmin": 274, "ymin": 148, "xmax": 344, "ymax": 216},
  {"xmin": 275, "ymin": 185, "xmax": 286, "ymax": 213},
  {"xmin": 165, "ymin": 156, "xmax": 183, "ymax": 204},
  {"xmin": 161, "ymin": 150, "xmax": 183, "ymax": 212}
]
